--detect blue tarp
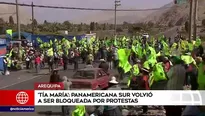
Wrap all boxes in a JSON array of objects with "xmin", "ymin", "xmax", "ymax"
[
  {"xmin": 31, "ymin": 34, "xmax": 86, "ymax": 47},
  {"xmin": 65, "ymin": 35, "xmax": 86, "ymax": 41},
  {"xmin": 5, "ymin": 32, "xmax": 86, "ymax": 47},
  {"xmin": 0, "ymin": 38, "xmax": 6, "ymax": 71},
  {"xmin": 31, "ymin": 35, "xmax": 51, "ymax": 47},
  {"xmin": 6, "ymin": 32, "xmax": 86, "ymax": 41},
  {"xmin": 0, "ymin": 39, "xmax": 6, "ymax": 45},
  {"xmin": 6, "ymin": 32, "xmax": 32, "ymax": 41},
  {"xmin": 0, "ymin": 57, "xmax": 3, "ymax": 71}
]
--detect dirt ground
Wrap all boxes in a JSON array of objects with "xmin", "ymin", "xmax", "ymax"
[{"xmin": 121, "ymin": 106, "xmax": 166, "ymax": 116}]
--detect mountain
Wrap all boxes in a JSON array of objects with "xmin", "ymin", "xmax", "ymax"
[
  {"xmin": 0, "ymin": 4, "xmax": 31, "ymax": 24},
  {"xmin": 99, "ymin": 11, "xmax": 153, "ymax": 24},
  {"xmin": 141, "ymin": 0, "xmax": 205, "ymax": 26},
  {"xmin": 141, "ymin": 0, "xmax": 205, "ymax": 38},
  {"xmin": 71, "ymin": 2, "xmax": 179, "ymax": 24},
  {"xmin": 141, "ymin": 2, "xmax": 188, "ymax": 26},
  {"xmin": 72, "ymin": 10, "xmax": 153, "ymax": 24}
]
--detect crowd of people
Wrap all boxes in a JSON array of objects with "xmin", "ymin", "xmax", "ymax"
[
  {"xmin": 2, "ymin": 41, "xmax": 34, "ymax": 75},
  {"xmin": 69, "ymin": 35, "xmax": 204, "ymax": 116},
  {"xmin": 2, "ymin": 34, "xmax": 205, "ymax": 116}
]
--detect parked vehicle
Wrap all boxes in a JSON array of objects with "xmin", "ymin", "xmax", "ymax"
[{"xmin": 70, "ymin": 68, "xmax": 110, "ymax": 90}]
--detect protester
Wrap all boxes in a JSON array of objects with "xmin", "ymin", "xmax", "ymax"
[
  {"xmin": 182, "ymin": 106, "xmax": 205, "ymax": 116},
  {"xmin": 85, "ymin": 105, "xmax": 104, "ymax": 116},
  {"xmin": 99, "ymin": 59, "xmax": 109, "ymax": 74},
  {"xmin": 60, "ymin": 76, "xmax": 72, "ymax": 89},
  {"xmin": 48, "ymin": 56, "xmax": 54, "ymax": 72},
  {"xmin": 4, "ymin": 32, "xmax": 205, "ymax": 115},
  {"xmin": 113, "ymin": 46, "xmax": 119, "ymax": 69},
  {"xmin": 60, "ymin": 76, "xmax": 72, "ymax": 116},
  {"xmin": 149, "ymin": 56, "xmax": 168, "ymax": 90},
  {"xmin": 107, "ymin": 48, "xmax": 113, "ymax": 69},
  {"xmin": 3, "ymin": 56, "xmax": 9, "ymax": 75},
  {"xmin": 35, "ymin": 55, "xmax": 41, "ymax": 73},
  {"xmin": 49, "ymin": 70, "xmax": 60, "ymax": 83},
  {"xmin": 74, "ymin": 49, "xmax": 80, "ymax": 70},
  {"xmin": 197, "ymin": 54, "xmax": 205, "ymax": 90},
  {"xmin": 85, "ymin": 63, "xmax": 94, "ymax": 68},
  {"xmin": 103, "ymin": 76, "xmax": 122, "ymax": 116},
  {"xmin": 40, "ymin": 53, "xmax": 45, "ymax": 68},
  {"xmin": 164, "ymin": 59, "xmax": 186, "ymax": 116},
  {"xmin": 87, "ymin": 52, "xmax": 94, "ymax": 65},
  {"xmin": 72, "ymin": 105, "xmax": 86, "ymax": 116},
  {"xmin": 140, "ymin": 67, "xmax": 150, "ymax": 114},
  {"xmin": 62, "ymin": 54, "xmax": 68, "ymax": 70},
  {"xmin": 25, "ymin": 54, "xmax": 30, "ymax": 69}
]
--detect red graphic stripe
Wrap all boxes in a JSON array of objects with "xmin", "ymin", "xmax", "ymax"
[{"xmin": 0, "ymin": 90, "xmax": 34, "ymax": 106}]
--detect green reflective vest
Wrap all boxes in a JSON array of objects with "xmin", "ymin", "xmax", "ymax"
[
  {"xmin": 149, "ymin": 62, "xmax": 167, "ymax": 87},
  {"xmin": 47, "ymin": 48, "xmax": 54, "ymax": 56},
  {"xmin": 72, "ymin": 105, "xmax": 85, "ymax": 116},
  {"xmin": 6, "ymin": 57, "xmax": 11, "ymax": 67},
  {"xmin": 181, "ymin": 55, "xmax": 196, "ymax": 65},
  {"xmin": 127, "ymin": 64, "xmax": 140, "ymax": 87},
  {"xmin": 143, "ymin": 61, "xmax": 150, "ymax": 70},
  {"xmin": 197, "ymin": 63, "xmax": 205, "ymax": 90},
  {"xmin": 133, "ymin": 64, "xmax": 140, "ymax": 76}
]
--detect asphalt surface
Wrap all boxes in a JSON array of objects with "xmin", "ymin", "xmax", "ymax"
[
  {"xmin": 0, "ymin": 64, "xmax": 87, "ymax": 116},
  {"xmin": 0, "ymin": 63, "xmax": 165, "ymax": 116}
]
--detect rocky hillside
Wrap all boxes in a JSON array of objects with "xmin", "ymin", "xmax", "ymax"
[
  {"xmin": 72, "ymin": 10, "xmax": 153, "ymax": 24},
  {"xmin": 98, "ymin": 11, "xmax": 152, "ymax": 24},
  {"xmin": 0, "ymin": 4, "xmax": 31, "ymax": 24},
  {"xmin": 141, "ymin": 0, "xmax": 205, "ymax": 26}
]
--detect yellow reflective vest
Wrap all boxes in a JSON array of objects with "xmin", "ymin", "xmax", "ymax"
[
  {"xmin": 6, "ymin": 57, "xmax": 11, "ymax": 67},
  {"xmin": 149, "ymin": 62, "xmax": 167, "ymax": 87},
  {"xmin": 197, "ymin": 63, "xmax": 205, "ymax": 90},
  {"xmin": 127, "ymin": 64, "xmax": 140, "ymax": 87},
  {"xmin": 181, "ymin": 55, "xmax": 196, "ymax": 65},
  {"xmin": 72, "ymin": 105, "xmax": 86, "ymax": 116}
]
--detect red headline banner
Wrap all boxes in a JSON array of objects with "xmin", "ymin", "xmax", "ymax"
[
  {"xmin": 0, "ymin": 90, "xmax": 34, "ymax": 106},
  {"xmin": 34, "ymin": 83, "xmax": 64, "ymax": 90},
  {"xmin": 0, "ymin": 48, "xmax": 6, "ymax": 56}
]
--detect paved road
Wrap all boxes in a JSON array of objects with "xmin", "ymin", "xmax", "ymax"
[
  {"xmin": 0, "ymin": 63, "xmax": 165, "ymax": 116},
  {"xmin": 0, "ymin": 70, "xmax": 47, "ymax": 90},
  {"xmin": 0, "ymin": 64, "xmax": 86, "ymax": 116}
]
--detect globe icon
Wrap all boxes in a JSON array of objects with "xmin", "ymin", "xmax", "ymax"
[{"xmin": 16, "ymin": 91, "xmax": 29, "ymax": 104}]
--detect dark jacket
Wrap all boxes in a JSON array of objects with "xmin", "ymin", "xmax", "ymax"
[
  {"xmin": 103, "ymin": 85, "xmax": 122, "ymax": 116},
  {"xmin": 182, "ymin": 106, "xmax": 205, "ymax": 116},
  {"xmin": 107, "ymin": 51, "xmax": 113, "ymax": 62},
  {"xmin": 99, "ymin": 62, "xmax": 109, "ymax": 73},
  {"xmin": 49, "ymin": 72, "xmax": 60, "ymax": 83},
  {"xmin": 62, "ymin": 54, "xmax": 68, "ymax": 64}
]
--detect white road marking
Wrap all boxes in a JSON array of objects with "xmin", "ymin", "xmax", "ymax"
[
  {"xmin": 0, "ymin": 75, "xmax": 44, "ymax": 89},
  {"xmin": 0, "ymin": 74, "xmax": 44, "ymax": 114}
]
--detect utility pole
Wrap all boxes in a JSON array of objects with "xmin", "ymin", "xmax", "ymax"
[
  {"xmin": 188, "ymin": 0, "xmax": 193, "ymax": 41},
  {"xmin": 31, "ymin": 2, "xmax": 34, "ymax": 34},
  {"xmin": 114, "ymin": 0, "xmax": 121, "ymax": 36},
  {"xmin": 15, "ymin": 0, "xmax": 21, "ymax": 40},
  {"xmin": 193, "ymin": 0, "xmax": 198, "ymax": 40}
]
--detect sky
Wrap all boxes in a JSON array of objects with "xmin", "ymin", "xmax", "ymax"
[{"xmin": 0, "ymin": 0, "xmax": 173, "ymax": 23}]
